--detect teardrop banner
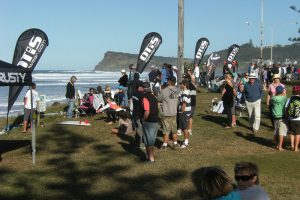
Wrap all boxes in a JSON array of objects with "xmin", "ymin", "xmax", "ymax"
[
  {"xmin": 136, "ymin": 32, "xmax": 162, "ymax": 74},
  {"xmin": 226, "ymin": 44, "xmax": 240, "ymax": 63},
  {"xmin": 193, "ymin": 37, "xmax": 210, "ymax": 67},
  {"xmin": 8, "ymin": 28, "xmax": 49, "ymax": 114}
]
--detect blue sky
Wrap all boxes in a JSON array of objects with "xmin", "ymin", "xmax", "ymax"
[{"xmin": 0, "ymin": 0, "xmax": 299, "ymax": 70}]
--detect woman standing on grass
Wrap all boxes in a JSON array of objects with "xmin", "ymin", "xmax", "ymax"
[
  {"xmin": 266, "ymin": 74, "xmax": 286, "ymax": 127},
  {"xmin": 222, "ymin": 73, "xmax": 237, "ymax": 128}
]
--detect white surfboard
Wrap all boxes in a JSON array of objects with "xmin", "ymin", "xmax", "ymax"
[{"xmin": 56, "ymin": 121, "xmax": 91, "ymax": 126}]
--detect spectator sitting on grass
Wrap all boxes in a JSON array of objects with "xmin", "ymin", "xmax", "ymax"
[
  {"xmin": 111, "ymin": 110, "xmax": 133, "ymax": 135},
  {"xmin": 97, "ymin": 97, "xmax": 124, "ymax": 124},
  {"xmin": 234, "ymin": 162, "xmax": 270, "ymax": 200},
  {"xmin": 193, "ymin": 166, "xmax": 241, "ymax": 200}
]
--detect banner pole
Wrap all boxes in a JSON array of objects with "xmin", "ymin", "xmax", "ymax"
[
  {"xmin": 5, "ymin": 112, "xmax": 9, "ymax": 132},
  {"xmin": 30, "ymin": 87, "xmax": 36, "ymax": 165}
]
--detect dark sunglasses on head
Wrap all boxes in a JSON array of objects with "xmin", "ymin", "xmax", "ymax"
[{"xmin": 234, "ymin": 175, "xmax": 254, "ymax": 181}]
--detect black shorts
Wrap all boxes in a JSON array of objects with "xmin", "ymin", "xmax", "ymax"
[
  {"xmin": 178, "ymin": 112, "xmax": 191, "ymax": 130},
  {"xmin": 288, "ymin": 120, "xmax": 300, "ymax": 135},
  {"xmin": 24, "ymin": 108, "xmax": 34, "ymax": 122}
]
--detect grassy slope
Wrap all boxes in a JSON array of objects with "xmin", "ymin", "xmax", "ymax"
[{"xmin": 0, "ymin": 87, "xmax": 299, "ymax": 200}]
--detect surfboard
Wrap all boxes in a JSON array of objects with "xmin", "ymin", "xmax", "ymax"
[{"xmin": 56, "ymin": 120, "xmax": 91, "ymax": 126}]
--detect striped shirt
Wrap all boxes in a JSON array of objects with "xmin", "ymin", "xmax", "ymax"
[{"xmin": 178, "ymin": 89, "xmax": 191, "ymax": 113}]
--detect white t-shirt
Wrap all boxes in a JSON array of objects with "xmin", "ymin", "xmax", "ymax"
[
  {"xmin": 194, "ymin": 66, "xmax": 200, "ymax": 78},
  {"xmin": 24, "ymin": 89, "xmax": 40, "ymax": 109},
  {"xmin": 240, "ymin": 185, "xmax": 270, "ymax": 200}
]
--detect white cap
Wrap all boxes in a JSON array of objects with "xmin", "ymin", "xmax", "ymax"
[
  {"xmin": 121, "ymin": 69, "xmax": 126, "ymax": 73},
  {"xmin": 172, "ymin": 66, "xmax": 178, "ymax": 70}
]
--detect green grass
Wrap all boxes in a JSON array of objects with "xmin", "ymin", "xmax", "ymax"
[{"xmin": 0, "ymin": 87, "xmax": 299, "ymax": 200}]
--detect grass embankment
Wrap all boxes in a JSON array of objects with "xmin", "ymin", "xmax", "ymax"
[{"xmin": 0, "ymin": 87, "xmax": 299, "ymax": 200}]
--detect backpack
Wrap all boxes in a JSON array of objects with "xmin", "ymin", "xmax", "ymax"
[{"xmin": 287, "ymin": 96, "xmax": 300, "ymax": 118}]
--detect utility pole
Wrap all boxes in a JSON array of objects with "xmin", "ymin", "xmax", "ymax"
[
  {"xmin": 178, "ymin": 0, "xmax": 184, "ymax": 83},
  {"xmin": 260, "ymin": 0, "xmax": 264, "ymax": 61}
]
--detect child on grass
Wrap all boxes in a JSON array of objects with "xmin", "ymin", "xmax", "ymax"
[
  {"xmin": 270, "ymin": 85, "xmax": 287, "ymax": 150},
  {"xmin": 111, "ymin": 110, "xmax": 133, "ymax": 135}
]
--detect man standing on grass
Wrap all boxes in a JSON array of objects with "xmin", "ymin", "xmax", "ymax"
[
  {"xmin": 178, "ymin": 79, "xmax": 192, "ymax": 148},
  {"xmin": 132, "ymin": 81, "xmax": 145, "ymax": 149},
  {"xmin": 23, "ymin": 83, "xmax": 40, "ymax": 133},
  {"xmin": 243, "ymin": 73, "xmax": 263, "ymax": 134},
  {"xmin": 157, "ymin": 76, "xmax": 180, "ymax": 150}
]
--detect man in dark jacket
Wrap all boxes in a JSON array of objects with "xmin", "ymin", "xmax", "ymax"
[
  {"xmin": 66, "ymin": 76, "xmax": 77, "ymax": 118},
  {"xmin": 132, "ymin": 81, "xmax": 145, "ymax": 148},
  {"xmin": 118, "ymin": 69, "xmax": 128, "ymax": 88}
]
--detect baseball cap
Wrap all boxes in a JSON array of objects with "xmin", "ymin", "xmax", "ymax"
[
  {"xmin": 121, "ymin": 69, "xmax": 126, "ymax": 73},
  {"xmin": 275, "ymin": 86, "xmax": 284, "ymax": 95}
]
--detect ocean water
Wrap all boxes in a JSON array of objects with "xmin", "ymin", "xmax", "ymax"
[{"xmin": 0, "ymin": 70, "xmax": 148, "ymax": 118}]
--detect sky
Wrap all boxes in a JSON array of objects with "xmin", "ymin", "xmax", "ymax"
[{"xmin": 0, "ymin": 0, "xmax": 299, "ymax": 70}]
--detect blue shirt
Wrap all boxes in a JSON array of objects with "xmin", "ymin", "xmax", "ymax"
[
  {"xmin": 244, "ymin": 80, "xmax": 263, "ymax": 102},
  {"xmin": 215, "ymin": 191, "xmax": 241, "ymax": 200},
  {"xmin": 161, "ymin": 66, "xmax": 169, "ymax": 84}
]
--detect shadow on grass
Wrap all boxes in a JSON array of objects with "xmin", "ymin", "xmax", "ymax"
[
  {"xmin": 234, "ymin": 131, "xmax": 274, "ymax": 148},
  {"xmin": 0, "ymin": 125, "xmax": 197, "ymax": 200},
  {"xmin": 0, "ymin": 140, "xmax": 31, "ymax": 154},
  {"xmin": 0, "ymin": 140, "xmax": 31, "ymax": 161},
  {"xmin": 117, "ymin": 133, "xmax": 145, "ymax": 159},
  {"xmin": 201, "ymin": 114, "xmax": 227, "ymax": 127}
]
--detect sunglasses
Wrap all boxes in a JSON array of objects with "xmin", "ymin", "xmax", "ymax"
[{"xmin": 234, "ymin": 175, "xmax": 254, "ymax": 181}]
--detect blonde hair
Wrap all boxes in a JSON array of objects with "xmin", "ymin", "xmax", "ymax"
[
  {"xmin": 196, "ymin": 166, "xmax": 235, "ymax": 200},
  {"xmin": 105, "ymin": 84, "xmax": 111, "ymax": 91}
]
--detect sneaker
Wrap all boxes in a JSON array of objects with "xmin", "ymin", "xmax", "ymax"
[
  {"xmin": 180, "ymin": 143, "xmax": 189, "ymax": 148},
  {"xmin": 177, "ymin": 129, "xmax": 183, "ymax": 136},
  {"xmin": 161, "ymin": 146, "xmax": 168, "ymax": 150}
]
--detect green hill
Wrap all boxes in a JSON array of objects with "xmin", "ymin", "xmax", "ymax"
[{"xmin": 94, "ymin": 43, "xmax": 300, "ymax": 71}]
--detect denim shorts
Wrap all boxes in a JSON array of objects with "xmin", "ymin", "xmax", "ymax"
[{"xmin": 142, "ymin": 122, "xmax": 158, "ymax": 146}]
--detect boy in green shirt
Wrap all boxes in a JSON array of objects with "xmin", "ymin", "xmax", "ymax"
[{"xmin": 270, "ymin": 85, "xmax": 287, "ymax": 150}]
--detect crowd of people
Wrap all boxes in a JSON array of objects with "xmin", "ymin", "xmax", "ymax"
[
  {"xmin": 62, "ymin": 60, "xmax": 300, "ymax": 160},
  {"xmin": 23, "ymin": 60, "xmax": 300, "ymax": 199},
  {"xmin": 219, "ymin": 60, "xmax": 300, "ymax": 152},
  {"xmin": 64, "ymin": 63, "xmax": 199, "ymax": 162}
]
